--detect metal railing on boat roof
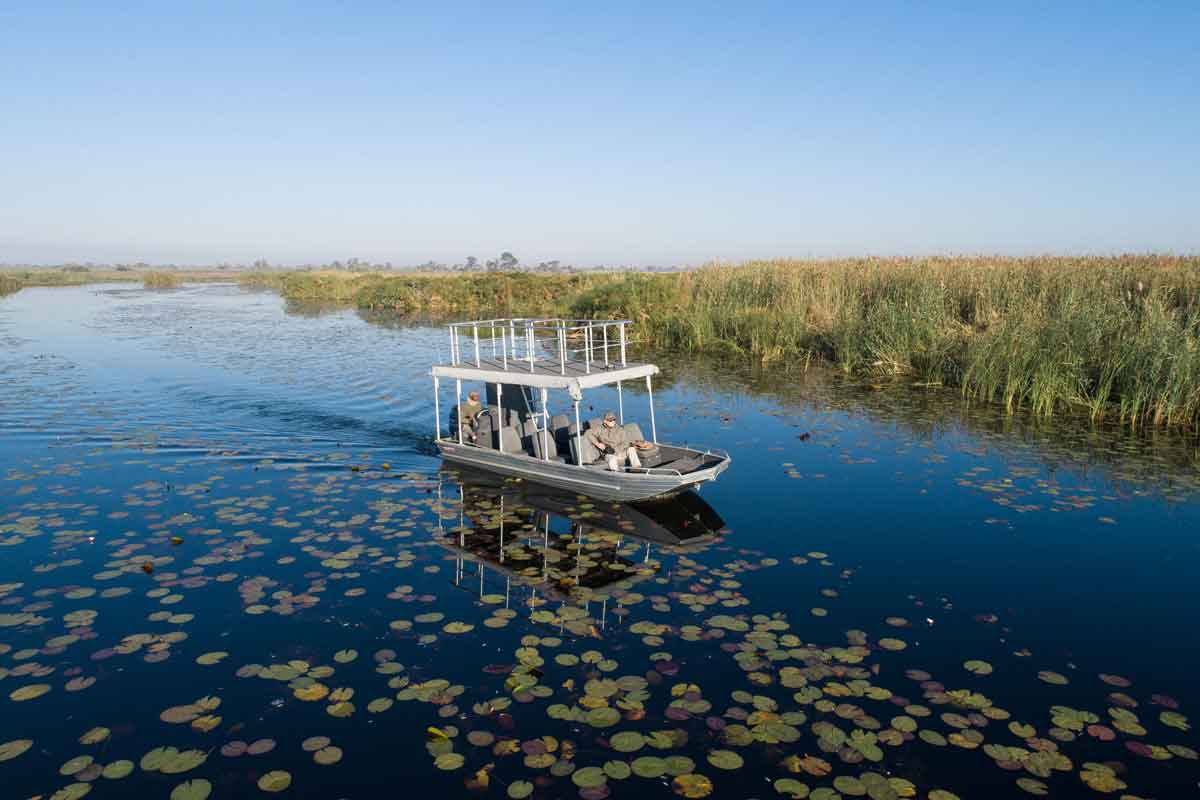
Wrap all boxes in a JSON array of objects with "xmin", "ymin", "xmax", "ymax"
[{"xmin": 447, "ymin": 317, "xmax": 633, "ymax": 375}]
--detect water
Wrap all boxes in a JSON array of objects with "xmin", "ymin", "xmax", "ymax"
[{"xmin": 1, "ymin": 283, "xmax": 1198, "ymax": 800}]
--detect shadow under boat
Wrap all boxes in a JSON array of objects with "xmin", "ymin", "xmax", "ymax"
[{"xmin": 433, "ymin": 464, "xmax": 727, "ymax": 602}]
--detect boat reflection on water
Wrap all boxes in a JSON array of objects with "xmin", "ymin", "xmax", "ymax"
[{"xmin": 434, "ymin": 466, "xmax": 728, "ymax": 627}]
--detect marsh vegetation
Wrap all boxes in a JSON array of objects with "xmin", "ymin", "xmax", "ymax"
[{"xmin": 243, "ymin": 257, "xmax": 1200, "ymax": 430}]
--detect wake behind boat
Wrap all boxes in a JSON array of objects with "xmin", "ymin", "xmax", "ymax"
[{"xmin": 430, "ymin": 317, "xmax": 730, "ymax": 501}]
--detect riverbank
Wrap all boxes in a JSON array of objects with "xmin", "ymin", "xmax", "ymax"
[
  {"xmin": 242, "ymin": 257, "xmax": 1200, "ymax": 430},
  {"xmin": 0, "ymin": 268, "xmax": 232, "ymax": 295}
]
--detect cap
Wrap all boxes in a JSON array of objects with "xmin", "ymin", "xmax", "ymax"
[{"xmin": 603, "ymin": 410, "xmax": 618, "ymax": 421}]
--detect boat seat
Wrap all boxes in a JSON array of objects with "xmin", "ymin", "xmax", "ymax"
[
  {"xmin": 623, "ymin": 422, "xmax": 660, "ymax": 460},
  {"xmin": 474, "ymin": 416, "xmax": 495, "ymax": 449},
  {"xmin": 567, "ymin": 424, "xmax": 602, "ymax": 466},
  {"xmin": 553, "ymin": 415, "xmax": 572, "ymax": 452},
  {"xmin": 529, "ymin": 426, "xmax": 559, "ymax": 461},
  {"xmin": 496, "ymin": 426, "xmax": 522, "ymax": 455}
]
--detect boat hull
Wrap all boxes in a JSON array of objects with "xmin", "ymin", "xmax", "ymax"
[{"xmin": 436, "ymin": 440, "xmax": 729, "ymax": 502}]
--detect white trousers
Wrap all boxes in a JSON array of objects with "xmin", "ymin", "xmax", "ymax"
[{"xmin": 605, "ymin": 446, "xmax": 642, "ymax": 472}]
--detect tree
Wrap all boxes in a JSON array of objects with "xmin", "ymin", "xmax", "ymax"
[
  {"xmin": 499, "ymin": 251, "xmax": 518, "ymax": 270},
  {"xmin": 465, "ymin": 256, "xmax": 478, "ymax": 270}
]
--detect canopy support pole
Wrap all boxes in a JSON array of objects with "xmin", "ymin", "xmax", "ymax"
[
  {"xmin": 455, "ymin": 379, "xmax": 463, "ymax": 444},
  {"xmin": 540, "ymin": 388, "xmax": 550, "ymax": 461},
  {"xmin": 646, "ymin": 375, "xmax": 657, "ymax": 443},
  {"xmin": 573, "ymin": 400, "xmax": 583, "ymax": 465},
  {"xmin": 496, "ymin": 383, "xmax": 504, "ymax": 452},
  {"xmin": 433, "ymin": 377, "xmax": 441, "ymax": 441},
  {"xmin": 617, "ymin": 380, "xmax": 623, "ymax": 423}
]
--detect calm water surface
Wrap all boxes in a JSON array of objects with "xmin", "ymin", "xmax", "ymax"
[{"xmin": 1, "ymin": 283, "xmax": 1198, "ymax": 800}]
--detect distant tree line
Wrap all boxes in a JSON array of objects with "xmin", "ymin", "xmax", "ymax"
[{"xmin": 2, "ymin": 253, "xmax": 683, "ymax": 274}]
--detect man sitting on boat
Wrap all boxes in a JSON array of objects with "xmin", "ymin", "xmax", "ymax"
[
  {"xmin": 457, "ymin": 390, "xmax": 483, "ymax": 443},
  {"xmin": 588, "ymin": 411, "xmax": 653, "ymax": 471}
]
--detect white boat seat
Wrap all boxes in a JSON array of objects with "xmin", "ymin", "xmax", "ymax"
[
  {"xmin": 497, "ymin": 426, "xmax": 522, "ymax": 455},
  {"xmin": 551, "ymin": 413, "xmax": 569, "ymax": 432}
]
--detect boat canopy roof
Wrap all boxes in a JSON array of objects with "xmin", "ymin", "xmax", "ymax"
[
  {"xmin": 434, "ymin": 316, "xmax": 658, "ymax": 392},
  {"xmin": 432, "ymin": 361, "xmax": 658, "ymax": 391}
]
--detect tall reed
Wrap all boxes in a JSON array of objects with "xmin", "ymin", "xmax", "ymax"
[
  {"xmin": 143, "ymin": 271, "xmax": 182, "ymax": 289},
  {"xmin": 239, "ymin": 257, "xmax": 1200, "ymax": 430}
]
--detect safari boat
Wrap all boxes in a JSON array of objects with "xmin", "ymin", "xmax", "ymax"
[{"xmin": 430, "ymin": 317, "xmax": 730, "ymax": 501}]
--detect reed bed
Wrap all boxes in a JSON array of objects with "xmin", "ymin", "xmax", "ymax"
[
  {"xmin": 142, "ymin": 271, "xmax": 182, "ymax": 289},
  {"xmin": 241, "ymin": 256, "xmax": 1200, "ymax": 430}
]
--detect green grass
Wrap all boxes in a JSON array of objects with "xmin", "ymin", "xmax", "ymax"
[{"xmin": 241, "ymin": 257, "xmax": 1200, "ymax": 430}]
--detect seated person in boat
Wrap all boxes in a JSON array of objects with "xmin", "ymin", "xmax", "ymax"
[
  {"xmin": 457, "ymin": 391, "xmax": 483, "ymax": 443},
  {"xmin": 588, "ymin": 410, "xmax": 653, "ymax": 471}
]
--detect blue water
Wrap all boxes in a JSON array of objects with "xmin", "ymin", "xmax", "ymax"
[{"xmin": 1, "ymin": 282, "xmax": 1197, "ymax": 799}]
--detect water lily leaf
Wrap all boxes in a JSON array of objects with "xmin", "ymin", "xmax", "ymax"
[
  {"xmin": 79, "ymin": 727, "xmax": 110, "ymax": 745},
  {"xmin": 0, "ymin": 739, "xmax": 33, "ymax": 762},
  {"xmin": 1016, "ymin": 777, "xmax": 1048, "ymax": 795},
  {"xmin": 435, "ymin": 752, "xmax": 465, "ymax": 770},
  {"xmin": 774, "ymin": 778, "xmax": 810, "ymax": 798},
  {"xmin": 1037, "ymin": 671, "xmax": 1068, "ymax": 686},
  {"xmin": 573, "ymin": 766, "xmax": 607, "ymax": 788},
  {"xmin": 672, "ymin": 773, "xmax": 714, "ymax": 798},
  {"xmin": 604, "ymin": 760, "xmax": 632, "ymax": 779},
  {"xmin": 159, "ymin": 749, "xmax": 207, "ymax": 774},
  {"xmin": 314, "ymin": 746, "xmax": 343, "ymax": 765},
  {"xmin": 9, "ymin": 684, "xmax": 51, "ymax": 701},
  {"xmin": 333, "ymin": 649, "xmax": 358, "ymax": 663},
  {"xmin": 170, "ymin": 779, "xmax": 212, "ymax": 800},
  {"xmin": 586, "ymin": 707, "xmax": 621, "ymax": 728},
  {"xmin": 60, "ymin": 755, "xmax": 94, "ymax": 776},
  {"xmin": 327, "ymin": 701, "xmax": 355, "ymax": 717},
  {"xmin": 141, "ymin": 747, "xmax": 179, "ymax": 772},
  {"xmin": 964, "ymin": 660, "xmax": 993, "ymax": 675},
  {"xmin": 508, "ymin": 781, "xmax": 534, "ymax": 799},
  {"xmin": 257, "ymin": 770, "xmax": 292, "ymax": 792},
  {"xmin": 49, "ymin": 783, "xmax": 91, "ymax": 800},
  {"xmin": 706, "ymin": 749, "xmax": 743, "ymax": 770},
  {"xmin": 631, "ymin": 756, "xmax": 667, "ymax": 777},
  {"xmin": 610, "ymin": 731, "xmax": 645, "ymax": 753},
  {"xmin": 195, "ymin": 651, "xmax": 228, "ymax": 666},
  {"xmin": 102, "ymin": 760, "xmax": 135, "ymax": 779},
  {"xmin": 294, "ymin": 683, "xmax": 330, "ymax": 702}
]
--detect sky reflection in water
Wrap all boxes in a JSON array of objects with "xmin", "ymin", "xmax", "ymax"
[{"xmin": 1, "ymin": 283, "xmax": 1198, "ymax": 800}]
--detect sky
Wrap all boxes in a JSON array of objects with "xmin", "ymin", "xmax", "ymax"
[{"xmin": 1, "ymin": 2, "xmax": 1197, "ymax": 267}]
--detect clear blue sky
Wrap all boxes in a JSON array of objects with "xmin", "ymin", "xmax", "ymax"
[{"xmin": 2, "ymin": 2, "xmax": 1196, "ymax": 266}]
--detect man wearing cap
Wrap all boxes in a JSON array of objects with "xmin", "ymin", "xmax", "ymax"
[
  {"xmin": 587, "ymin": 411, "xmax": 652, "ymax": 471},
  {"xmin": 457, "ymin": 390, "xmax": 483, "ymax": 443}
]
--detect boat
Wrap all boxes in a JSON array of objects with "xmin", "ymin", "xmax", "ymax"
[{"xmin": 430, "ymin": 317, "xmax": 730, "ymax": 501}]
